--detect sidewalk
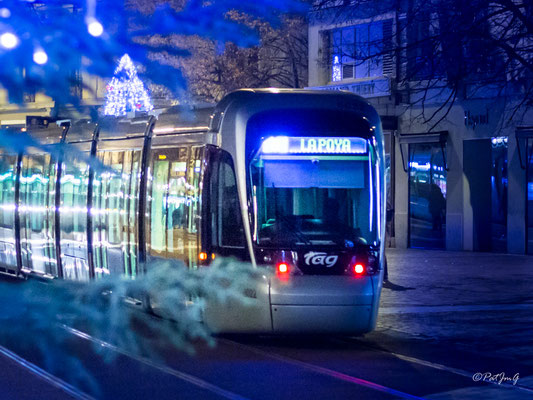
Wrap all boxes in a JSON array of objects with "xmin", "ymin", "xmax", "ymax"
[
  {"xmin": 378, "ymin": 248, "xmax": 533, "ymax": 365},
  {"xmin": 382, "ymin": 248, "xmax": 533, "ymax": 308}
]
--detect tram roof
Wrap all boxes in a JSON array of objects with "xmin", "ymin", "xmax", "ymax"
[
  {"xmin": 66, "ymin": 119, "xmax": 97, "ymax": 143},
  {"xmin": 153, "ymin": 105, "xmax": 214, "ymax": 136},
  {"xmin": 23, "ymin": 89, "xmax": 381, "ymax": 145},
  {"xmin": 211, "ymin": 88, "xmax": 381, "ymax": 134},
  {"xmin": 25, "ymin": 116, "xmax": 69, "ymax": 144},
  {"xmin": 97, "ymin": 114, "xmax": 153, "ymax": 141}
]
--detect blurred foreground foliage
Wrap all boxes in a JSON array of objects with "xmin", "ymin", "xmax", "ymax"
[
  {"xmin": 0, "ymin": 0, "xmax": 307, "ymax": 105},
  {"xmin": 0, "ymin": 257, "xmax": 264, "ymax": 395}
]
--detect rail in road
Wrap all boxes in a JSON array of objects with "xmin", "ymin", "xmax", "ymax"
[
  {"xmin": 63, "ymin": 325, "xmax": 429, "ymax": 400},
  {"xmin": 62, "ymin": 325, "xmax": 248, "ymax": 400},
  {"xmin": 6, "ymin": 321, "xmax": 531, "ymax": 400},
  {"xmin": 0, "ymin": 343, "xmax": 94, "ymax": 400},
  {"xmin": 63, "ymin": 324, "xmax": 423, "ymax": 400}
]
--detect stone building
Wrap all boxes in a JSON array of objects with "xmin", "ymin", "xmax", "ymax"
[{"xmin": 307, "ymin": 1, "xmax": 533, "ymax": 253}]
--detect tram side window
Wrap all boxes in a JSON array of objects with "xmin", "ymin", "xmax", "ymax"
[
  {"xmin": 92, "ymin": 150, "xmax": 139, "ymax": 277},
  {"xmin": 149, "ymin": 146, "xmax": 203, "ymax": 264},
  {"xmin": 0, "ymin": 155, "xmax": 16, "ymax": 229},
  {"xmin": 213, "ymin": 154, "xmax": 245, "ymax": 248},
  {"xmin": 61, "ymin": 161, "xmax": 89, "ymax": 234},
  {"xmin": 0, "ymin": 154, "xmax": 17, "ymax": 269},
  {"xmin": 107, "ymin": 155, "xmax": 125, "ymax": 246},
  {"xmin": 25, "ymin": 161, "xmax": 47, "ymax": 232},
  {"xmin": 150, "ymin": 154, "xmax": 170, "ymax": 255},
  {"xmin": 188, "ymin": 147, "xmax": 203, "ymax": 235}
]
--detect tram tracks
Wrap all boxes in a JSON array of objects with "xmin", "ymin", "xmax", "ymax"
[
  {"xmin": 220, "ymin": 338, "xmax": 427, "ymax": 400},
  {"xmin": 222, "ymin": 335, "xmax": 533, "ymax": 397},
  {"xmin": 61, "ymin": 323, "xmax": 428, "ymax": 400},
  {"xmin": 0, "ymin": 343, "xmax": 94, "ymax": 400},
  {"xmin": 340, "ymin": 337, "xmax": 533, "ymax": 395},
  {"xmin": 56, "ymin": 323, "xmax": 533, "ymax": 400},
  {"xmin": 61, "ymin": 325, "xmax": 250, "ymax": 400}
]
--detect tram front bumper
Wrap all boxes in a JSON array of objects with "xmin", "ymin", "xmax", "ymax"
[
  {"xmin": 203, "ymin": 274, "xmax": 380, "ymax": 334},
  {"xmin": 269, "ymin": 275, "xmax": 375, "ymax": 334}
]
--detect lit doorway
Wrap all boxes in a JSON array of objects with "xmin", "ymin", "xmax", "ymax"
[
  {"xmin": 408, "ymin": 143, "xmax": 447, "ymax": 249},
  {"xmin": 491, "ymin": 137, "xmax": 508, "ymax": 252},
  {"xmin": 526, "ymin": 139, "xmax": 533, "ymax": 254}
]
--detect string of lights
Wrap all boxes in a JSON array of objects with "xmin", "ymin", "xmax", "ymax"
[{"xmin": 0, "ymin": 1, "xmax": 104, "ymax": 63}]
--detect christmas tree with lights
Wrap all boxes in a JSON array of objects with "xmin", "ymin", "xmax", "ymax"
[{"xmin": 104, "ymin": 54, "xmax": 153, "ymax": 116}]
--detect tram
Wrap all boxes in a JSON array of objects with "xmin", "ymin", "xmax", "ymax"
[{"xmin": 0, "ymin": 89, "xmax": 385, "ymax": 334}]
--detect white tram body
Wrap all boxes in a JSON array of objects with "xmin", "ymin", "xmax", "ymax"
[
  {"xmin": 203, "ymin": 90, "xmax": 385, "ymax": 334},
  {"xmin": 0, "ymin": 89, "xmax": 385, "ymax": 335}
]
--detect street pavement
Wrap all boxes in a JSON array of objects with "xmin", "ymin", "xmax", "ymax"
[
  {"xmin": 0, "ymin": 248, "xmax": 532, "ymax": 399},
  {"xmin": 380, "ymin": 249, "xmax": 533, "ymax": 364},
  {"xmin": 374, "ymin": 248, "xmax": 533, "ymax": 399}
]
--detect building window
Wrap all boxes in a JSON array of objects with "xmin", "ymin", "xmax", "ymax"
[
  {"xmin": 23, "ymin": 91, "xmax": 36, "ymax": 103},
  {"xmin": 329, "ymin": 20, "xmax": 392, "ymax": 82}
]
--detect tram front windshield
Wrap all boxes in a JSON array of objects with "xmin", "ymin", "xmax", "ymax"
[{"xmin": 251, "ymin": 142, "xmax": 378, "ymax": 248}]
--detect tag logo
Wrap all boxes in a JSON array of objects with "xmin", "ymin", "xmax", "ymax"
[{"xmin": 304, "ymin": 252, "xmax": 338, "ymax": 268}]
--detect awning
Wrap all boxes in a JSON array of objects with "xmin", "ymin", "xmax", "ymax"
[{"xmin": 395, "ymin": 131, "xmax": 448, "ymax": 172}]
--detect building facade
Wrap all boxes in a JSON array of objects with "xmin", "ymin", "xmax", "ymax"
[
  {"xmin": 0, "ymin": 74, "xmax": 107, "ymax": 130},
  {"xmin": 308, "ymin": 1, "xmax": 533, "ymax": 254}
]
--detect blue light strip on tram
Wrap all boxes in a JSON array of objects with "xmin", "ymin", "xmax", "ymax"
[{"xmin": 369, "ymin": 153, "xmax": 373, "ymax": 232}]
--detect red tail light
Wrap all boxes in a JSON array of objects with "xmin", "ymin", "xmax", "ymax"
[
  {"xmin": 353, "ymin": 263, "xmax": 365, "ymax": 275},
  {"xmin": 277, "ymin": 262, "xmax": 289, "ymax": 274},
  {"xmin": 347, "ymin": 253, "xmax": 379, "ymax": 276},
  {"xmin": 276, "ymin": 262, "xmax": 292, "ymax": 281}
]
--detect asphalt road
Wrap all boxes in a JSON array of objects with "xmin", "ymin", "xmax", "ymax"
[{"xmin": 1, "ymin": 249, "xmax": 533, "ymax": 400}]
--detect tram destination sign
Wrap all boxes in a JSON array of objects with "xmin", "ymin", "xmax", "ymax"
[{"xmin": 262, "ymin": 136, "xmax": 367, "ymax": 155}]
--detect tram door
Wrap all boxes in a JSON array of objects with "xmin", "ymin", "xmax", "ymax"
[
  {"xmin": 408, "ymin": 143, "xmax": 447, "ymax": 249},
  {"xmin": 207, "ymin": 150, "xmax": 246, "ymax": 258},
  {"xmin": 19, "ymin": 153, "xmax": 58, "ymax": 276},
  {"xmin": 92, "ymin": 150, "xmax": 141, "ymax": 278},
  {"xmin": 147, "ymin": 146, "xmax": 203, "ymax": 268},
  {"xmin": 59, "ymin": 155, "xmax": 91, "ymax": 281},
  {"xmin": 0, "ymin": 152, "xmax": 18, "ymax": 272}
]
